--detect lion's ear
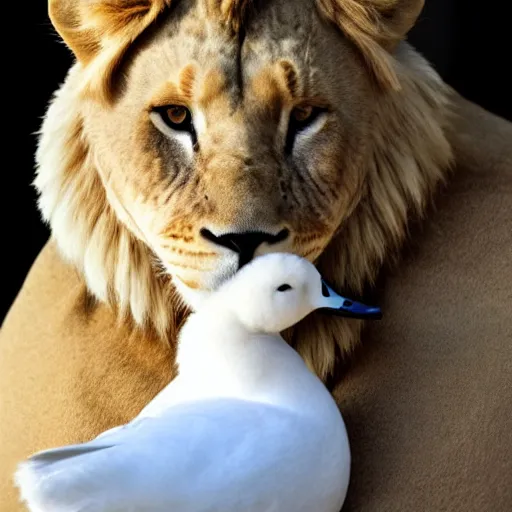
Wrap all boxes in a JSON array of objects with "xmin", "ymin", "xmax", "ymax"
[
  {"xmin": 316, "ymin": 0, "xmax": 424, "ymax": 89},
  {"xmin": 49, "ymin": 0, "xmax": 172, "ymax": 101},
  {"xmin": 372, "ymin": 0, "xmax": 424, "ymax": 48}
]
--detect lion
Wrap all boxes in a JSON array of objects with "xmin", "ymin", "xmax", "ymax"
[{"xmin": 1, "ymin": 0, "xmax": 511, "ymax": 510}]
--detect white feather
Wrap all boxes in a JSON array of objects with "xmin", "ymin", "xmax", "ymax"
[{"xmin": 16, "ymin": 253, "xmax": 351, "ymax": 512}]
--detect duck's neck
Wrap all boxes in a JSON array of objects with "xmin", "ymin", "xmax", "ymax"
[
  {"xmin": 174, "ymin": 310, "xmax": 330, "ymax": 411},
  {"xmin": 176, "ymin": 309, "xmax": 283, "ymax": 383}
]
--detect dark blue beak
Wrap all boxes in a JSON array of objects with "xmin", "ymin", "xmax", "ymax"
[{"xmin": 317, "ymin": 280, "xmax": 382, "ymax": 320}]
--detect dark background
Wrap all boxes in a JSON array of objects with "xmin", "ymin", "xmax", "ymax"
[{"xmin": 3, "ymin": 0, "xmax": 511, "ymax": 322}]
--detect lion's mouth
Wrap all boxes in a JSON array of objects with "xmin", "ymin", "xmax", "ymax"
[
  {"xmin": 200, "ymin": 228, "xmax": 290, "ymax": 270},
  {"xmin": 162, "ymin": 228, "xmax": 292, "ymax": 309}
]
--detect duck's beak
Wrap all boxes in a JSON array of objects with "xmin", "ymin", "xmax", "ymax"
[{"xmin": 316, "ymin": 280, "xmax": 382, "ymax": 320}]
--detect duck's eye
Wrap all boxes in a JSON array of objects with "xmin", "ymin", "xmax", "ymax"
[
  {"xmin": 285, "ymin": 105, "xmax": 325, "ymax": 154},
  {"xmin": 277, "ymin": 284, "xmax": 292, "ymax": 292}
]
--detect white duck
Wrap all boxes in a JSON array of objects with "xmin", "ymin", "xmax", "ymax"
[{"xmin": 16, "ymin": 253, "xmax": 380, "ymax": 512}]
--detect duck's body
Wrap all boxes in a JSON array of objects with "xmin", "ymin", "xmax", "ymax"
[{"xmin": 16, "ymin": 254, "xmax": 352, "ymax": 512}]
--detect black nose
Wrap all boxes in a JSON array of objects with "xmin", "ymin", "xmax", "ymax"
[{"xmin": 200, "ymin": 228, "xmax": 289, "ymax": 268}]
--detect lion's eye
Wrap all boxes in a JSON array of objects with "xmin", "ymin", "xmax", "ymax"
[
  {"xmin": 291, "ymin": 106, "xmax": 315, "ymax": 123},
  {"xmin": 285, "ymin": 105, "xmax": 325, "ymax": 154},
  {"xmin": 153, "ymin": 105, "xmax": 197, "ymax": 148},
  {"xmin": 166, "ymin": 106, "xmax": 188, "ymax": 125},
  {"xmin": 159, "ymin": 105, "xmax": 192, "ymax": 130}
]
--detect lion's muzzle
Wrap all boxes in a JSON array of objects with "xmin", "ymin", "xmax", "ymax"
[{"xmin": 200, "ymin": 228, "xmax": 290, "ymax": 269}]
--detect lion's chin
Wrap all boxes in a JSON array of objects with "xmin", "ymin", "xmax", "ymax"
[
  {"xmin": 173, "ymin": 281, "xmax": 213, "ymax": 312},
  {"xmin": 170, "ymin": 259, "xmax": 239, "ymax": 312}
]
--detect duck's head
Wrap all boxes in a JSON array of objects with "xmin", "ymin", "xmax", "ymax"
[{"xmin": 213, "ymin": 253, "xmax": 381, "ymax": 334}]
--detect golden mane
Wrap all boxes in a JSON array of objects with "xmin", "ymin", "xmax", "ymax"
[{"xmin": 36, "ymin": 0, "xmax": 451, "ymax": 381}]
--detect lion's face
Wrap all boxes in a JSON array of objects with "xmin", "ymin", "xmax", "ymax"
[
  {"xmin": 82, "ymin": 0, "xmax": 373, "ymax": 302},
  {"xmin": 41, "ymin": 0, "xmax": 448, "ymax": 373}
]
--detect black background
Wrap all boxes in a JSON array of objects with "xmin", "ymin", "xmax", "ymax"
[{"xmin": 3, "ymin": 0, "xmax": 511, "ymax": 322}]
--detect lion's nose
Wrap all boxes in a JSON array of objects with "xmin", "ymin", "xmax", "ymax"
[{"xmin": 200, "ymin": 228, "xmax": 289, "ymax": 268}]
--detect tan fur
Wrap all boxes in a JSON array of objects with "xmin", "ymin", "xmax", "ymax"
[{"xmin": 35, "ymin": 0, "xmax": 449, "ymax": 381}]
